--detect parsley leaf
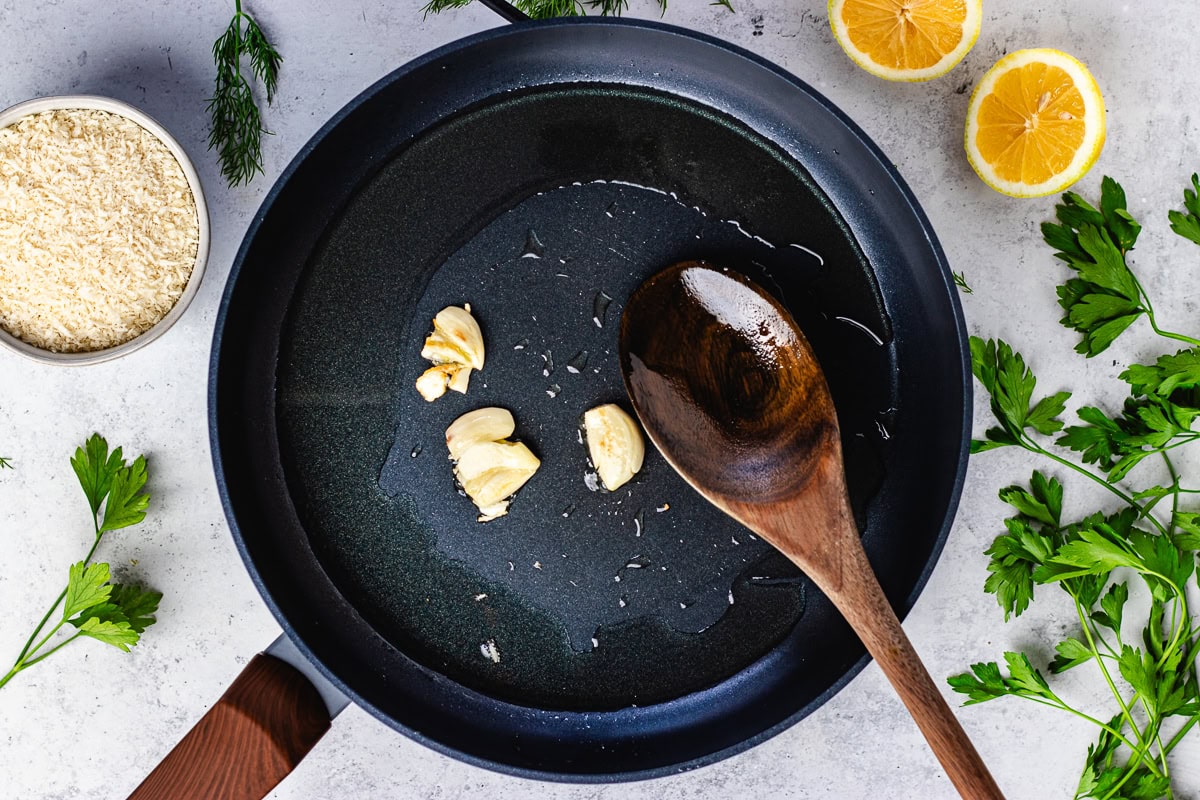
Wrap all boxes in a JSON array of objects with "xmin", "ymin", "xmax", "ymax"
[
  {"xmin": 70, "ymin": 604, "xmax": 140, "ymax": 652},
  {"xmin": 1043, "ymin": 178, "xmax": 1148, "ymax": 357},
  {"xmin": 108, "ymin": 584, "xmax": 161, "ymax": 634},
  {"xmin": 70, "ymin": 434, "xmax": 125, "ymax": 517},
  {"xmin": 1122, "ymin": 349, "xmax": 1200, "ymax": 397},
  {"xmin": 999, "ymin": 471, "xmax": 1063, "ymax": 526},
  {"xmin": 99, "ymin": 455, "xmax": 150, "ymax": 533},
  {"xmin": 948, "ymin": 652, "xmax": 1056, "ymax": 705},
  {"xmin": 1173, "ymin": 511, "xmax": 1200, "ymax": 549},
  {"xmin": 1050, "ymin": 637, "xmax": 1094, "ymax": 673},
  {"xmin": 1035, "ymin": 525, "xmax": 1143, "ymax": 582},
  {"xmin": 970, "ymin": 337, "xmax": 1070, "ymax": 452},
  {"xmin": 1117, "ymin": 645, "xmax": 1159, "ymax": 715},
  {"xmin": 1091, "ymin": 582, "xmax": 1128, "ymax": 637},
  {"xmin": 1167, "ymin": 173, "xmax": 1200, "ymax": 246},
  {"xmin": 63, "ymin": 562, "xmax": 113, "ymax": 619},
  {"xmin": 984, "ymin": 516, "xmax": 1055, "ymax": 619}
]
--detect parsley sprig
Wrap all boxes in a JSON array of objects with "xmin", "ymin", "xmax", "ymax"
[
  {"xmin": 952, "ymin": 176, "xmax": 1200, "ymax": 799},
  {"xmin": 0, "ymin": 435, "xmax": 161, "ymax": 691},
  {"xmin": 1045, "ymin": 177, "xmax": 1200, "ymax": 356},
  {"xmin": 207, "ymin": 0, "xmax": 282, "ymax": 187}
]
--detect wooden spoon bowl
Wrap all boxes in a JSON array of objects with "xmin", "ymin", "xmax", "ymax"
[{"xmin": 620, "ymin": 261, "xmax": 1004, "ymax": 800}]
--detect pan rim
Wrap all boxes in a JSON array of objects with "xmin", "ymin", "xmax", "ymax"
[{"xmin": 209, "ymin": 16, "xmax": 971, "ymax": 782}]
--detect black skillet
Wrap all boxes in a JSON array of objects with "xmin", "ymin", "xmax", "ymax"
[{"xmin": 132, "ymin": 8, "xmax": 970, "ymax": 798}]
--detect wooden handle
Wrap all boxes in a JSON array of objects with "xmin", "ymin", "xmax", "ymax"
[
  {"xmin": 756, "ymin": 457, "xmax": 1004, "ymax": 800},
  {"xmin": 127, "ymin": 654, "xmax": 332, "ymax": 800},
  {"xmin": 827, "ymin": 542, "xmax": 1004, "ymax": 799}
]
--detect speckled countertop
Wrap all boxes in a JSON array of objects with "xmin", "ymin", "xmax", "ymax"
[{"xmin": 2, "ymin": 1, "xmax": 1199, "ymax": 798}]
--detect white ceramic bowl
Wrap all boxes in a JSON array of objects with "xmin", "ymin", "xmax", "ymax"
[{"xmin": 0, "ymin": 95, "xmax": 210, "ymax": 365}]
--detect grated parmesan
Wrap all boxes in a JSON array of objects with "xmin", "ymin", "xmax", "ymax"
[{"xmin": 0, "ymin": 108, "xmax": 200, "ymax": 352}]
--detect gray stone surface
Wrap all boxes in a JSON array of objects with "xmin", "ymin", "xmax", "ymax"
[{"xmin": 1, "ymin": 1, "xmax": 1198, "ymax": 797}]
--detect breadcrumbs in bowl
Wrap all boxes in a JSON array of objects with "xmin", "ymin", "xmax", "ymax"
[{"xmin": 0, "ymin": 95, "xmax": 209, "ymax": 365}]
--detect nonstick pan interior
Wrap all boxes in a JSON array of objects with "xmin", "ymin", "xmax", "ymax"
[{"xmin": 212, "ymin": 19, "xmax": 969, "ymax": 779}]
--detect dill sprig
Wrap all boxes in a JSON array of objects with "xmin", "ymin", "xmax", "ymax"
[
  {"xmin": 423, "ymin": 0, "xmax": 733, "ymax": 19},
  {"xmin": 207, "ymin": 0, "xmax": 282, "ymax": 187}
]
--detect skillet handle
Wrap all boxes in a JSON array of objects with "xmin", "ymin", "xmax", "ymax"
[
  {"xmin": 479, "ymin": 0, "xmax": 530, "ymax": 22},
  {"xmin": 126, "ymin": 654, "xmax": 331, "ymax": 800}
]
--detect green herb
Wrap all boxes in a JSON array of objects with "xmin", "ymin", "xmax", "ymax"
[
  {"xmin": 0, "ymin": 455, "xmax": 11, "ymax": 469},
  {"xmin": 422, "ymin": 0, "xmax": 733, "ymax": 19},
  {"xmin": 950, "ymin": 176, "xmax": 1200, "ymax": 799},
  {"xmin": 1, "ymin": 435, "xmax": 160, "ymax": 690},
  {"xmin": 208, "ymin": 0, "xmax": 282, "ymax": 187},
  {"xmin": 953, "ymin": 271, "xmax": 973, "ymax": 294}
]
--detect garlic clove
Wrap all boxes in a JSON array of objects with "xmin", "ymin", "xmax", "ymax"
[
  {"xmin": 445, "ymin": 406, "xmax": 540, "ymax": 522},
  {"xmin": 426, "ymin": 305, "xmax": 485, "ymax": 369},
  {"xmin": 447, "ymin": 365, "xmax": 471, "ymax": 395},
  {"xmin": 416, "ymin": 364, "xmax": 456, "ymax": 402},
  {"xmin": 416, "ymin": 304, "xmax": 486, "ymax": 401},
  {"xmin": 455, "ymin": 441, "xmax": 540, "ymax": 483},
  {"xmin": 583, "ymin": 403, "xmax": 645, "ymax": 491},
  {"xmin": 420, "ymin": 339, "xmax": 472, "ymax": 367},
  {"xmin": 446, "ymin": 407, "xmax": 516, "ymax": 460},
  {"xmin": 460, "ymin": 461, "xmax": 539, "ymax": 508}
]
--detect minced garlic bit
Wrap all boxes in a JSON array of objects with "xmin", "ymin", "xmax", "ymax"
[{"xmin": 0, "ymin": 108, "xmax": 200, "ymax": 352}]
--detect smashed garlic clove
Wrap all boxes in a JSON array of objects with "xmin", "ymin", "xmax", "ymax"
[
  {"xmin": 583, "ymin": 403, "xmax": 645, "ymax": 491},
  {"xmin": 460, "ymin": 457, "xmax": 539, "ymax": 507},
  {"xmin": 423, "ymin": 305, "xmax": 485, "ymax": 368},
  {"xmin": 447, "ymin": 365, "xmax": 471, "ymax": 395},
  {"xmin": 445, "ymin": 406, "xmax": 516, "ymax": 460},
  {"xmin": 455, "ymin": 441, "xmax": 540, "ymax": 484},
  {"xmin": 446, "ymin": 407, "xmax": 540, "ymax": 522},
  {"xmin": 416, "ymin": 304, "xmax": 485, "ymax": 401},
  {"xmin": 416, "ymin": 364, "xmax": 457, "ymax": 402}
]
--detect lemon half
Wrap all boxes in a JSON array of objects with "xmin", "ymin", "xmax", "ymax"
[
  {"xmin": 964, "ymin": 48, "xmax": 1106, "ymax": 198},
  {"xmin": 829, "ymin": 0, "xmax": 983, "ymax": 82}
]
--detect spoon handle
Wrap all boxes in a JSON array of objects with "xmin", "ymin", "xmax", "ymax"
[
  {"xmin": 759, "ymin": 476, "xmax": 1003, "ymax": 797},
  {"xmin": 821, "ymin": 540, "xmax": 1005, "ymax": 799},
  {"xmin": 741, "ymin": 452, "xmax": 1005, "ymax": 799}
]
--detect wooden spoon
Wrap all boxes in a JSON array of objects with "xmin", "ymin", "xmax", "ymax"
[{"xmin": 619, "ymin": 261, "xmax": 1004, "ymax": 800}]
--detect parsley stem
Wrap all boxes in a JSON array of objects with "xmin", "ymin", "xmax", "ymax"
[
  {"xmin": 23, "ymin": 620, "xmax": 66, "ymax": 666},
  {"xmin": 14, "ymin": 588, "xmax": 66, "ymax": 665},
  {"xmin": 1163, "ymin": 714, "xmax": 1198, "ymax": 755},
  {"xmin": 1098, "ymin": 721, "xmax": 1165, "ymax": 800},
  {"xmin": 3, "ymin": 619, "xmax": 69, "ymax": 689},
  {"xmin": 1021, "ymin": 695, "xmax": 1156, "ymax": 770},
  {"xmin": 1133, "ymin": 273, "xmax": 1200, "ymax": 348},
  {"xmin": 11, "ymin": 527, "xmax": 104, "ymax": 666},
  {"xmin": 1147, "ymin": 315, "xmax": 1200, "ymax": 349},
  {"xmin": 1132, "ymin": 683, "xmax": 1172, "ymax": 779},
  {"xmin": 1164, "ymin": 453, "xmax": 1181, "ymax": 532},
  {"xmin": 1075, "ymin": 599, "xmax": 1151, "ymax": 752},
  {"xmin": 1028, "ymin": 441, "xmax": 1171, "ymax": 536},
  {"xmin": 13, "ymin": 532, "xmax": 104, "ymax": 665},
  {"xmin": 19, "ymin": 632, "xmax": 82, "ymax": 669}
]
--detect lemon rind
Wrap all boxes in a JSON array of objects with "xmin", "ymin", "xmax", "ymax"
[{"xmin": 964, "ymin": 48, "xmax": 1107, "ymax": 198}]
